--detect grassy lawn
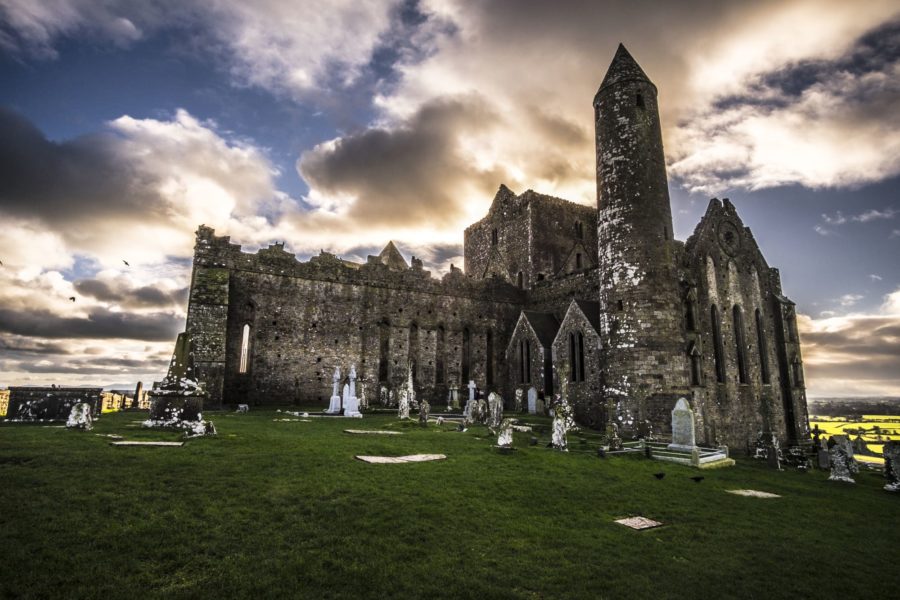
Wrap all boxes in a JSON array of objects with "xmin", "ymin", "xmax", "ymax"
[{"xmin": 1, "ymin": 409, "xmax": 897, "ymax": 599}]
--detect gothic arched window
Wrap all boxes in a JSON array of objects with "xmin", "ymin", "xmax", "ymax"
[
  {"xmin": 711, "ymin": 305, "xmax": 725, "ymax": 383},
  {"xmin": 756, "ymin": 309, "xmax": 770, "ymax": 384},
  {"xmin": 733, "ymin": 305, "xmax": 748, "ymax": 384}
]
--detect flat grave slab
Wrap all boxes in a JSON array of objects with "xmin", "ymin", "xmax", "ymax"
[
  {"xmin": 344, "ymin": 430, "xmax": 403, "ymax": 435},
  {"xmin": 614, "ymin": 516, "xmax": 663, "ymax": 530},
  {"xmin": 726, "ymin": 489, "xmax": 781, "ymax": 498},
  {"xmin": 355, "ymin": 454, "xmax": 446, "ymax": 464},
  {"xmin": 110, "ymin": 441, "xmax": 184, "ymax": 447}
]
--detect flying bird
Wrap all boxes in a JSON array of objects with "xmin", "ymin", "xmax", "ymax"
[
  {"xmin": 690, "ymin": 476, "xmax": 705, "ymax": 483},
  {"xmin": 122, "ymin": 260, "xmax": 130, "ymax": 266},
  {"xmin": 69, "ymin": 297, "xmax": 76, "ymax": 302},
  {"xmin": 653, "ymin": 472, "xmax": 666, "ymax": 480}
]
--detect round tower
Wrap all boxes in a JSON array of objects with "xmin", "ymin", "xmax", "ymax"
[{"xmin": 594, "ymin": 44, "xmax": 687, "ymax": 433}]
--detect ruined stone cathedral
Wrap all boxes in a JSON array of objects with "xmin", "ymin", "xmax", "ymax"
[{"xmin": 176, "ymin": 44, "xmax": 809, "ymax": 450}]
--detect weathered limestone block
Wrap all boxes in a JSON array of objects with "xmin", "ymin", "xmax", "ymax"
[
  {"xmin": 418, "ymin": 400, "xmax": 430, "ymax": 425},
  {"xmin": 667, "ymin": 398, "xmax": 696, "ymax": 452},
  {"xmin": 514, "ymin": 388, "xmax": 523, "ymax": 413},
  {"xmin": 398, "ymin": 389, "xmax": 410, "ymax": 420}
]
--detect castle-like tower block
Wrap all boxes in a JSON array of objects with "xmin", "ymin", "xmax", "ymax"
[{"xmin": 594, "ymin": 44, "xmax": 689, "ymax": 434}]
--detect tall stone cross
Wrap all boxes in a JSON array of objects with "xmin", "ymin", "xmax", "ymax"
[{"xmin": 468, "ymin": 380, "xmax": 477, "ymax": 403}]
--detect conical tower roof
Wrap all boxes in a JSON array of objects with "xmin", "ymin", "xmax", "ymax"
[
  {"xmin": 597, "ymin": 43, "xmax": 653, "ymax": 94},
  {"xmin": 378, "ymin": 241, "xmax": 409, "ymax": 270}
]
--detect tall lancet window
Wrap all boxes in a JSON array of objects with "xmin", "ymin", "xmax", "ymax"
[
  {"xmin": 733, "ymin": 305, "xmax": 748, "ymax": 384},
  {"xmin": 239, "ymin": 324, "xmax": 251, "ymax": 374},
  {"xmin": 711, "ymin": 305, "xmax": 725, "ymax": 383}
]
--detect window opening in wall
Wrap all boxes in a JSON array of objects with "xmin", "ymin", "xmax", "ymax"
[
  {"xmin": 689, "ymin": 344, "xmax": 702, "ymax": 386},
  {"xmin": 756, "ymin": 309, "xmax": 770, "ymax": 384},
  {"xmin": 491, "ymin": 228, "xmax": 498, "ymax": 246},
  {"xmin": 537, "ymin": 273, "xmax": 545, "ymax": 281},
  {"xmin": 617, "ymin": 299, "xmax": 624, "ymax": 311},
  {"xmin": 239, "ymin": 324, "xmax": 251, "ymax": 374},
  {"xmin": 575, "ymin": 221, "xmax": 583, "ymax": 239},
  {"xmin": 569, "ymin": 331, "xmax": 585, "ymax": 382},
  {"xmin": 711, "ymin": 305, "xmax": 725, "ymax": 383},
  {"xmin": 785, "ymin": 310, "xmax": 797, "ymax": 342},
  {"xmin": 791, "ymin": 355, "xmax": 803, "ymax": 388},
  {"xmin": 685, "ymin": 290, "xmax": 698, "ymax": 331},
  {"xmin": 525, "ymin": 340, "xmax": 532, "ymax": 384},
  {"xmin": 636, "ymin": 93, "xmax": 644, "ymax": 108},
  {"xmin": 517, "ymin": 271, "xmax": 524, "ymax": 288},
  {"xmin": 575, "ymin": 253, "xmax": 583, "ymax": 269},
  {"xmin": 733, "ymin": 305, "xmax": 748, "ymax": 384}
]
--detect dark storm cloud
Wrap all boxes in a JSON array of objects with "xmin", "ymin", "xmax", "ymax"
[
  {"xmin": 0, "ymin": 337, "xmax": 72, "ymax": 355},
  {"xmin": 74, "ymin": 279, "xmax": 189, "ymax": 308},
  {"xmin": 298, "ymin": 96, "xmax": 506, "ymax": 226},
  {"xmin": 11, "ymin": 356, "xmax": 170, "ymax": 375},
  {"xmin": 0, "ymin": 307, "xmax": 181, "ymax": 341},
  {"xmin": 0, "ymin": 107, "xmax": 157, "ymax": 225}
]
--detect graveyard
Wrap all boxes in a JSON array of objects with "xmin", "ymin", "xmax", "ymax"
[{"xmin": 1, "ymin": 408, "xmax": 898, "ymax": 599}]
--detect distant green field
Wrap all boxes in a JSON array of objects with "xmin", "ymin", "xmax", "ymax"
[
  {"xmin": 810, "ymin": 415, "xmax": 900, "ymax": 464},
  {"xmin": 2, "ymin": 409, "xmax": 898, "ymax": 599}
]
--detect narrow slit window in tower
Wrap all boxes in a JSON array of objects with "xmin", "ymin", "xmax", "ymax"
[
  {"xmin": 733, "ymin": 305, "xmax": 748, "ymax": 384},
  {"xmin": 711, "ymin": 305, "xmax": 725, "ymax": 383},
  {"xmin": 636, "ymin": 93, "xmax": 644, "ymax": 108},
  {"xmin": 491, "ymin": 228, "xmax": 498, "ymax": 246},
  {"xmin": 575, "ymin": 253, "xmax": 582, "ymax": 269},
  {"xmin": 239, "ymin": 324, "xmax": 251, "ymax": 374},
  {"xmin": 486, "ymin": 330, "xmax": 493, "ymax": 386}
]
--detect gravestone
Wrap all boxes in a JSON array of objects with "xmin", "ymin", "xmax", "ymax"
[
  {"xmin": 497, "ymin": 418, "xmax": 514, "ymax": 448},
  {"xmin": 883, "ymin": 441, "xmax": 900, "ymax": 492},
  {"xmin": 551, "ymin": 395, "xmax": 574, "ymax": 451},
  {"xmin": 449, "ymin": 386, "xmax": 460, "ymax": 410},
  {"xmin": 418, "ymin": 400, "xmax": 430, "ymax": 425},
  {"xmin": 828, "ymin": 435, "xmax": 858, "ymax": 484},
  {"xmin": 406, "ymin": 362, "xmax": 418, "ymax": 410},
  {"xmin": 476, "ymin": 397, "xmax": 487, "ymax": 424},
  {"xmin": 667, "ymin": 398, "xmax": 696, "ymax": 452},
  {"xmin": 467, "ymin": 380, "xmax": 476, "ymax": 405},
  {"xmin": 237, "ymin": 404, "xmax": 249, "ymax": 413},
  {"xmin": 325, "ymin": 367, "xmax": 342, "ymax": 414},
  {"xmin": 132, "ymin": 381, "xmax": 143, "ymax": 410},
  {"xmin": 344, "ymin": 366, "xmax": 362, "ymax": 417},
  {"xmin": 462, "ymin": 397, "xmax": 475, "ymax": 427},
  {"xmin": 514, "ymin": 388, "xmax": 523, "ymax": 413},
  {"xmin": 487, "ymin": 392, "xmax": 503, "ymax": 428},
  {"xmin": 65, "ymin": 403, "xmax": 93, "ymax": 430},
  {"xmin": 816, "ymin": 443, "xmax": 831, "ymax": 470},
  {"xmin": 527, "ymin": 387, "xmax": 537, "ymax": 414},
  {"xmin": 397, "ymin": 389, "xmax": 410, "ymax": 420}
]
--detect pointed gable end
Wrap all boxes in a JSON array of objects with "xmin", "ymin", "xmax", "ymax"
[{"xmin": 378, "ymin": 241, "xmax": 409, "ymax": 271}]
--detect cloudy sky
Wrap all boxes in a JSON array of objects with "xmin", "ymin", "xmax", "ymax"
[{"xmin": 1, "ymin": 0, "xmax": 899, "ymax": 397}]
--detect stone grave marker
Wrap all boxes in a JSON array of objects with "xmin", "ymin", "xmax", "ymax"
[
  {"xmin": 667, "ymin": 398, "xmax": 696, "ymax": 452},
  {"xmin": 65, "ymin": 403, "xmax": 93, "ymax": 430},
  {"xmin": 487, "ymin": 392, "xmax": 503, "ymax": 428},
  {"xmin": 418, "ymin": 400, "xmax": 430, "ymax": 425},
  {"xmin": 527, "ymin": 387, "xmax": 537, "ymax": 414},
  {"xmin": 828, "ymin": 435, "xmax": 858, "ymax": 484},
  {"xmin": 325, "ymin": 366, "xmax": 342, "ymax": 414},
  {"xmin": 497, "ymin": 418, "xmax": 514, "ymax": 448}
]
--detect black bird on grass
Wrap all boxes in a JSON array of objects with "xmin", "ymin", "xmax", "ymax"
[
  {"xmin": 653, "ymin": 472, "xmax": 666, "ymax": 480},
  {"xmin": 690, "ymin": 476, "xmax": 705, "ymax": 483},
  {"xmin": 68, "ymin": 296, "xmax": 76, "ymax": 302}
]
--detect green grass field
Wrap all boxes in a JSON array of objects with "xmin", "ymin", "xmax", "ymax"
[{"xmin": 1, "ymin": 409, "xmax": 897, "ymax": 599}]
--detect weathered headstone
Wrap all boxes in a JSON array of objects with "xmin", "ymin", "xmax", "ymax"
[
  {"xmin": 343, "ymin": 366, "xmax": 362, "ymax": 417},
  {"xmin": 828, "ymin": 435, "xmax": 858, "ymax": 484},
  {"xmin": 527, "ymin": 387, "xmax": 537, "ymax": 414},
  {"xmin": 462, "ymin": 397, "xmax": 475, "ymax": 427},
  {"xmin": 883, "ymin": 441, "xmax": 900, "ymax": 492},
  {"xmin": 514, "ymin": 388, "xmax": 523, "ymax": 413},
  {"xmin": 65, "ymin": 403, "xmax": 93, "ymax": 430},
  {"xmin": 325, "ymin": 367, "xmax": 342, "ymax": 414},
  {"xmin": 449, "ymin": 386, "xmax": 460, "ymax": 410},
  {"xmin": 476, "ymin": 397, "xmax": 488, "ymax": 424},
  {"xmin": 467, "ymin": 380, "xmax": 476, "ymax": 405},
  {"xmin": 406, "ymin": 362, "xmax": 418, "ymax": 410},
  {"xmin": 397, "ymin": 389, "xmax": 410, "ymax": 420},
  {"xmin": 487, "ymin": 392, "xmax": 503, "ymax": 428},
  {"xmin": 132, "ymin": 381, "xmax": 143, "ymax": 410},
  {"xmin": 237, "ymin": 404, "xmax": 249, "ymax": 413},
  {"xmin": 418, "ymin": 400, "xmax": 430, "ymax": 425},
  {"xmin": 667, "ymin": 398, "xmax": 696, "ymax": 452},
  {"xmin": 497, "ymin": 418, "xmax": 514, "ymax": 448},
  {"xmin": 551, "ymin": 395, "xmax": 574, "ymax": 451},
  {"xmin": 816, "ymin": 445, "xmax": 831, "ymax": 470}
]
